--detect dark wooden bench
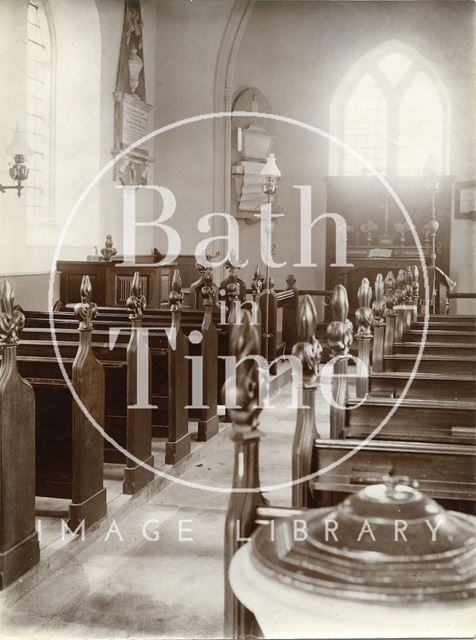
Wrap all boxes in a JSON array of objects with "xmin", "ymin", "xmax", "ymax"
[
  {"xmin": 291, "ymin": 282, "xmax": 476, "ymax": 511},
  {"xmin": 13, "ymin": 277, "xmax": 108, "ymax": 530},
  {"xmin": 0, "ymin": 282, "xmax": 40, "ymax": 588},
  {"xmin": 309, "ymin": 439, "xmax": 476, "ymax": 513},
  {"xmin": 24, "ymin": 271, "xmax": 218, "ymax": 467}
]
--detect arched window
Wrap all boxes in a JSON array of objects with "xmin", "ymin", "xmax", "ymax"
[
  {"xmin": 330, "ymin": 41, "xmax": 450, "ymax": 176},
  {"xmin": 26, "ymin": 0, "xmax": 53, "ymax": 224}
]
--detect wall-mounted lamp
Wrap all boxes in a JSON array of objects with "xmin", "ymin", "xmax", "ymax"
[
  {"xmin": 260, "ymin": 153, "xmax": 281, "ymax": 198},
  {"xmin": 259, "ymin": 153, "xmax": 281, "ymax": 362},
  {"xmin": 1, "ymin": 128, "xmax": 31, "ymax": 198}
]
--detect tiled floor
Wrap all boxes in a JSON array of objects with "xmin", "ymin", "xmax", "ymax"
[{"xmin": 1, "ymin": 384, "xmax": 330, "ymax": 639}]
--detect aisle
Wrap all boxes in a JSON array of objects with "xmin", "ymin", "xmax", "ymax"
[{"xmin": 1, "ymin": 386, "xmax": 330, "ymax": 639}]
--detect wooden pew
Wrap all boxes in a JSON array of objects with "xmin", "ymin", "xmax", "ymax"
[
  {"xmin": 24, "ymin": 270, "xmax": 219, "ymax": 459},
  {"xmin": 29, "ymin": 282, "xmax": 226, "ymax": 411},
  {"xmin": 24, "ymin": 280, "xmax": 191, "ymax": 466},
  {"xmin": 0, "ymin": 281, "xmax": 40, "ymax": 588},
  {"xmin": 164, "ymin": 270, "xmax": 191, "ymax": 463},
  {"xmin": 344, "ymin": 396, "xmax": 475, "ymax": 444},
  {"xmin": 368, "ymin": 371, "xmax": 476, "ymax": 401},
  {"xmin": 21, "ymin": 276, "xmax": 108, "ymax": 529},
  {"xmin": 394, "ymin": 342, "xmax": 476, "ymax": 356},
  {"xmin": 403, "ymin": 328, "xmax": 476, "ymax": 343},
  {"xmin": 383, "ymin": 353, "xmax": 476, "ymax": 375},
  {"xmin": 121, "ymin": 272, "xmax": 154, "ymax": 492},
  {"xmin": 20, "ymin": 274, "xmax": 154, "ymax": 493},
  {"xmin": 309, "ymin": 440, "xmax": 476, "ymax": 512},
  {"xmin": 194, "ymin": 269, "xmax": 219, "ymax": 441},
  {"xmin": 354, "ymin": 276, "xmax": 373, "ymax": 396},
  {"xmin": 344, "ymin": 282, "xmax": 475, "ymax": 443},
  {"xmin": 326, "ymin": 285, "xmax": 353, "ymax": 439},
  {"xmin": 290, "ymin": 282, "xmax": 476, "ymax": 509},
  {"xmin": 290, "ymin": 295, "xmax": 321, "ymax": 509}
]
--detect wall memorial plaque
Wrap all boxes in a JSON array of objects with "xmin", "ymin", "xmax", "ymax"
[{"xmin": 112, "ymin": 0, "xmax": 153, "ymax": 185}]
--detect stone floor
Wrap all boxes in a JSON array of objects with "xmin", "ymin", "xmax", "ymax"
[{"xmin": 0, "ymin": 383, "xmax": 330, "ymax": 640}]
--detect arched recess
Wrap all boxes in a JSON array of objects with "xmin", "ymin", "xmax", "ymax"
[
  {"xmin": 27, "ymin": 0, "xmax": 102, "ymax": 250},
  {"xmin": 328, "ymin": 39, "xmax": 451, "ymax": 176}
]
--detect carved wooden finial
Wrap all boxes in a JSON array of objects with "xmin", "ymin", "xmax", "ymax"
[
  {"xmin": 227, "ymin": 280, "xmax": 240, "ymax": 303},
  {"xmin": 355, "ymin": 277, "xmax": 373, "ymax": 338},
  {"xmin": 169, "ymin": 269, "xmax": 184, "ymax": 311},
  {"xmin": 395, "ymin": 268, "xmax": 406, "ymax": 304},
  {"xmin": 251, "ymin": 265, "xmax": 264, "ymax": 297},
  {"xmin": 372, "ymin": 273, "xmax": 386, "ymax": 326},
  {"xmin": 403, "ymin": 265, "xmax": 414, "ymax": 303},
  {"xmin": 200, "ymin": 268, "xmax": 217, "ymax": 307},
  {"xmin": 291, "ymin": 295, "xmax": 322, "ymax": 384},
  {"xmin": 74, "ymin": 275, "xmax": 97, "ymax": 330},
  {"xmin": 195, "ymin": 252, "xmax": 214, "ymax": 275},
  {"xmin": 286, "ymin": 273, "xmax": 297, "ymax": 290},
  {"xmin": 195, "ymin": 255, "xmax": 206, "ymax": 275},
  {"xmin": 384, "ymin": 271, "xmax": 397, "ymax": 315},
  {"xmin": 357, "ymin": 277, "xmax": 372, "ymax": 308},
  {"xmin": 126, "ymin": 272, "xmax": 146, "ymax": 320},
  {"xmin": 99, "ymin": 234, "xmax": 117, "ymax": 262},
  {"xmin": 0, "ymin": 280, "xmax": 25, "ymax": 345},
  {"xmin": 228, "ymin": 310, "xmax": 263, "ymax": 429},
  {"xmin": 224, "ymin": 250, "xmax": 243, "ymax": 277},
  {"xmin": 327, "ymin": 284, "xmax": 353, "ymax": 356}
]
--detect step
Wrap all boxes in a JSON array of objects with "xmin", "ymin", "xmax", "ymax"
[
  {"xmin": 404, "ymin": 329, "xmax": 476, "ymax": 344},
  {"xmin": 384, "ymin": 353, "xmax": 476, "ymax": 375},
  {"xmin": 395, "ymin": 342, "xmax": 476, "ymax": 356},
  {"xmin": 412, "ymin": 321, "xmax": 476, "ymax": 331},
  {"xmin": 345, "ymin": 397, "xmax": 476, "ymax": 444},
  {"xmin": 417, "ymin": 314, "xmax": 476, "ymax": 322},
  {"xmin": 368, "ymin": 371, "xmax": 476, "ymax": 400}
]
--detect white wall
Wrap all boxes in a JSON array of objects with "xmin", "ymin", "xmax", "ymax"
[
  {"xmin": 152, "ymin": 0, "xmax": 235, "ymax": 258},
  {"xmin": 1, "ymin": 0, "xmax": 474, "ymax": 312},
  {"xmin": 231, "ymin": 0, "xmax": 475, "ymax": 310}
]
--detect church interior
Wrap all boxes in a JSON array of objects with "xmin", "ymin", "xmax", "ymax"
[{"xmin": 0, "ymin": 1, "xmax": 475, "ymax": 638}]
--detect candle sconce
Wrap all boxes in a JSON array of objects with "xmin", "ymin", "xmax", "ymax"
[
  {"xmin": 0, "ymin": 128, "xmax": 31, "ymax": 198},
  {"xmin": 394, "ymin": 221, "xmax": 410, "ymax": 246},
  {"xmin": 360, "ymin": 220, "xmax": 378, "ymax": 245},
  {"xmin": 378, "ymin": 196, "xmax": 394, "ymax": 246}
]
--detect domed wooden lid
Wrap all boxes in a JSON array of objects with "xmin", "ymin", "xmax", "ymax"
[{"xmin": 251, "ymin": 479, "xmax": 476, "ymax": 604}]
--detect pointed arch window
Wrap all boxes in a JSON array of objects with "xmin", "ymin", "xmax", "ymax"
[
  {"xmin": 330, "ymin": 42, "xmax": 449, "ymax": 176},
  {"xmin": 26, "ymin": 0, "xmax": 54, "ymax": 224}
]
